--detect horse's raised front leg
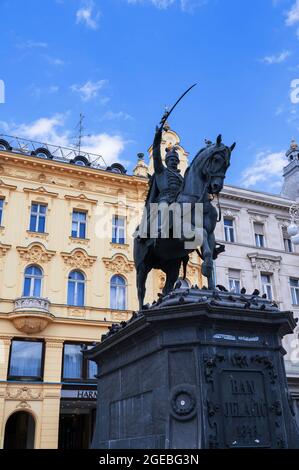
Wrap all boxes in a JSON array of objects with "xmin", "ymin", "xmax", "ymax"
[
  {"xmin": 137, "ymin": 263, "xmax": 151, "ymax": 310},
  {"xmin": 201, "ymin": 228, "xmax": 214, "ymax": 289},
  {"xmin": 162, "ymin": 260, "xmax": 181, "ymax": 297}
]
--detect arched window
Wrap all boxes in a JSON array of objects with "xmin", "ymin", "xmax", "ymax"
[
  {"xmin": 23, "ymin": 265, "xmax": 43, "ymax": 297},
  {"xmin": 110, "ymin": 275, "xmax": 126, "ymax": 310},
  {"xmin": 68, "ymin": 270, "xmax": 85, "ymax": 307}
]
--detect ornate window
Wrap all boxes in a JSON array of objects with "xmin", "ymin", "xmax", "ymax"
[
  {"xmin": 29, "ymin": 203, "xmax": 47, "ymax": 233},
  {"xmin": 110, "ymin": 275, "xmax": 127, "ymax": 310},
  {"xmin": 71, "ymin": 210, "xmax": 87, "ymax": 239},
  {"xmin": 8, "ymin": 339, "xmax": 44, "ymax": 380},
  {"xmin": 23, "ymin": 265, "xmax": 43, "ymax": 297},
  {"xmin": 0, "ymin": 198, "xmax": 4, "ymax": 225},
  {"xmin": 67, "ymin": 270, "xmax": 85, "ymax": 306},
  {"xmin": 290, "ymin": 278, "xmax": 299, "ymax": 305},
  {"xmin": 261, "ymin": 273, "xmax": 273, "ymax": 300},
  {"xmin": 228, "ymin": 269, "xmax": 241, "ymax": 293},
  {"xmin": 62, "ymin": 343, "xmax": 97, "ymax": 380},
  {"xmin": 224, "ymin": 218, "xmax": 235, "ymax": 243},
  {"xmin": 254, "ymin": 222, "xmax": 265, "ymax": 248},
  {"xmin": 112, "ymin": 215, "xmax": 125, "ymax": 244}
]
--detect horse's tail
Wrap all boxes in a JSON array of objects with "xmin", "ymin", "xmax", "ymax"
[{"xmin": 182, "ymin": 255, "xmax": 189, "ymax": 280}]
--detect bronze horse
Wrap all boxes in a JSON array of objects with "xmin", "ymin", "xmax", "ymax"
[{"xmin": 134, "ymin": 134, "xmax": 235, "ymax": 310}]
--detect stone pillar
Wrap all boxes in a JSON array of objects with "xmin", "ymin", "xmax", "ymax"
[
  {"xmin": 0, "ymin": 336, "xmax": 12, "ymax": 448},
  {"xmin": 39, "ymin": 339, "xmax": 64, "ymax": 449},
  {"xmin": 43, "ymin": 339, "xmax": 63, "ymax": 383}
]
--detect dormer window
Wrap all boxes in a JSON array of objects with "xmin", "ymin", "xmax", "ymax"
[
  {"xmin": 71, "ymin": 156, "xmax": 90, "ymax": 167},
  {"xmin": 31, "ymin": 147, "xmax": 53, "ymax": 159}
]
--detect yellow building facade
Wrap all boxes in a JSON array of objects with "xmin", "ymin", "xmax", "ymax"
[{"xmin": 0, "ymin": 129, "xmax": 203, "ymax": 449}]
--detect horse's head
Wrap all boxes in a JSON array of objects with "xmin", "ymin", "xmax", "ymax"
[{"xmin": 193, "ymin": 134, "xmax": 235, "ymax": 195}]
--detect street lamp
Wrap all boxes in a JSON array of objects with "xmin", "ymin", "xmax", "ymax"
[{"xmin": 287, "ymin": 201, "xmax": 299, "ymax": 245}]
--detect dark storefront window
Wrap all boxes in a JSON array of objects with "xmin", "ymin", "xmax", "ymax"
[
  {"xmin": 62, "ymin": 343, "xmax": 97, "ymax": 381},
  {"xmin": 8, "ymin": 340, "xmax": 44, "ymax": 381}
]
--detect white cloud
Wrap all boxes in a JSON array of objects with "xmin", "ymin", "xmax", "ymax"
[
  {"xmin": 240, "ymin": 150, "xmax": 286, "ymax": 190},
  {"xmin": 76, "ymin": 1, "xmax": 100, "ymax": 29},
  {"xmin": 17, "ymin": 40, "xmax": 48, "ymax": 49},
  {"xmin": 44, "ymin": 55, "xmax": 65, "ymax": 66},
  {"xmin": 0, "ymin": 115, "xmax": 126, "ymax": 164},
  {"xmin": 260, "ymin": 50, "xmax": 291, "ymax": 64},
  {"xmin": 71, "ymin": 80, "xmax": 108, "ymax": 101},
  {"xmin": 80, "ymin": 134, "xmax": 126, "ymax": 163},
  {"xmin": 127, "ymin": 0, "xmax": 175, "ymax": 8},
  {"xmin": 127, "ymin": 0, "xmax": 206, "ymax": 10},
  {"xmin": 2, "ymin": 114, "xmax": 71, "ymax": 146},
  {"xmin": 286, "ymin": 0, "xmax": 299, "ymax": 26},
  {"xmin": 101, "ymin": 111, "xmax": 133, "ymax": 121},
  {"xmin": 49, "ymin": 85, "xmax": 59, "ymax": 93}
]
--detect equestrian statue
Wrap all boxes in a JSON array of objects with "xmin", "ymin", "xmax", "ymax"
[{"xmin": 134, "ymin": 87, "xmax": 235, "ymax": 310}]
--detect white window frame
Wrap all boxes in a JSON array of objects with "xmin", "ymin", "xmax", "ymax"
[
  {"xmin": 290, "ymin": 278, "xmax": 299, "ymax": 305},
  {"xmin": 30, "ymin": 202, "xmax": 47, "ymax": 233},
  {"xmin": 253, "ymin": 223, "xmax": 265, "ymax": 248},
  {"xmin": 261, "ymin": 273, "xmax": 273, "ymax": 300},
  {"xmin": 224, "ymin": 218, "xmax": 235, "ymax": 243},
  {"xmin": 71, "ymin": 210, "xmax": 87, "ymax": 239},
  {"xmin": 112, "ymin": 215, "xmax": 126, "ymax": 244}
]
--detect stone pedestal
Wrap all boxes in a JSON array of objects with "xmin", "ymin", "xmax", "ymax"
[{"xmin": 86, "ymin": 289, "xmax": 299, "ymax": 449}]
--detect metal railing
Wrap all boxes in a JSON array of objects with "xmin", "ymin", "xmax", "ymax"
[{"xmin": 0, "ymin": 134, "xmax": 107, "ymax": 169}]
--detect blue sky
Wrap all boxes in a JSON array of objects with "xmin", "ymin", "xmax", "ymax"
[{"xmin": 1, "ymin": 0, "xmax": 299, "ymax": 192}]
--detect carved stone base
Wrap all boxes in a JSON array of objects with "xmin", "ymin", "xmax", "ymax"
[
  {"xmin": 9, "ymin": 313, "xmax": 54, "ymax": 334},
  {"xmin": 86, "ymin": 290, "xmax": 299, "ymax": 449}
]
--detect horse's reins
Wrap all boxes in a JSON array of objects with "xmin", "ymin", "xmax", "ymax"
[{"xmin": 213, "ymin": 193, "xmax": 222, "ymax": 223}]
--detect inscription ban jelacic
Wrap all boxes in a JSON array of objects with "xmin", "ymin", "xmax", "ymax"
[{"xmin": 220, "ymin": 370, "xmax": 271, "ymax": 448}]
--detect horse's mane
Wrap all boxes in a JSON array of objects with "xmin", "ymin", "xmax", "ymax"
[{"xmin": 180, "ymin": 146, "xmax": 210, "ymax": 193}]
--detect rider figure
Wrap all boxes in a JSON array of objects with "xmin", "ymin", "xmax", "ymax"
[
  {"xmin": 138, "ymin": 125, "xmax": 184, "ymax": 240},
  {"xmin": 151, "ymin": 125, "xmax": 184, "ymax": 203}
]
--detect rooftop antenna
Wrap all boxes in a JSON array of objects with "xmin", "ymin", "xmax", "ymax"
[{"xmin": 74, "ymin": 113, "xmax": 91, "ymax": 155}]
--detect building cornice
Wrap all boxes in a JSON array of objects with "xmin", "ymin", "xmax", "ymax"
[
  {"xmin": 221, "ymin": 185, "xmax": 292, "ymax": 210},
  {"xmin": 217, "ymin": 239, "xmax": 299, "ymax": 257},
  {"xmin": 0, "ymin": 151, "xmax": 148, "ymax": 189}
]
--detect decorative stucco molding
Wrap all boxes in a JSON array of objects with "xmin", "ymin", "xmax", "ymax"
[
  {"xmin": 248, "ymin": 212, "xmax": 268, "ymax": 223},
  {"xmin": 23, "ymin": 186, "xmax": 58, "ymax": 198},
  {"xmin": 61, "ymin": 248, "xmax": 97, "ymax": 268},
  {"xmin": 16, "ymin": 401, "xmax": 32, "ymax": 409},
  {"xmin": 6, "ymin": 386, "xmax": 42, "ymax": 401},
  {"xmin": 0, "ymin": 179, "xmax": 17, "ymax": 191},
  {"xmin": 102, "ymin": 253, "xmax": 134, "ymax": 274},
  {"xmin": 44, "ymin": 338, "xmax": 64, "ymax": 348},
  {"xmin": 64, "ymin": 193, "xmax": 98, "ymax": 205},
  {"xmin": 222, "ymin": 208, "xmax": 239, "ymax": 219},
  {"xmin": 17, "ymin": 243, "xmax": 56, "ymax": 263},
  {"xmin": 0, "ymin": 243, "xmax": 11, "ymax": 258},
  {"xmin": 247, "ymin": 253, "xmax": 282, "ymax": 273}
]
